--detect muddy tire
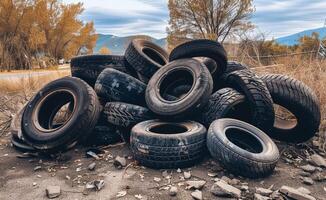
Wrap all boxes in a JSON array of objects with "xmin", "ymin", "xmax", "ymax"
[
  {"xmin": 95, "ymin": 68, "xmax": 146, "ymax": 105},
  {"xmin": 11, "ymin": 134, "xmax": 36, "ymax": 152},
  {"xmin": 22, "ymin": 77, "xmax": 101, "ymax": 152},
  {"xmin": 260, "ymin": 74, "xmax": 321, "ymax": 143},
  {"xmin": 130, "ymin": 120, "xmax": 207, "ymax": 169},
  {"xmin": 71, "ymin": 55, "xmax": 137, "ymax": 86},
  {"xmin": 223, "ymin": 70, "xmax": 275, "ymax": 132},
  {"xmin": 207, "ymin": 119, "xmax": 279, "ymax": 178},
  {"xmin": 125, "ymin": 39, "xmax": 169, "ymax": 79},
  {"xmin": 169, "ymin": 39, "xmax": 227, "ymax": 76},
  {"xmin": 145, "ymin": 59, "xmax": 213, "ymax": 117},
  {"xmin": 104, "ymin": 102, "xmax": 154, "ymax": 128},
  {"xmin": 199, "ymin": 88, "xmax": 252, "ymax": 127}
]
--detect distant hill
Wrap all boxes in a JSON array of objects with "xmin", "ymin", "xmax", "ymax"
[
  {"xmin": 276, "ymin": 27, "xmax": 326, "ymax": 46},
  {"xmin": 95, "ymin": 34, "xmax": 167, "ymax": 55}
]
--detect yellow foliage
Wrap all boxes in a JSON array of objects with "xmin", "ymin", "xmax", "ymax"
[{"xmin": 99, "ymin": 47, "xmax": 111, "ymax": 55}]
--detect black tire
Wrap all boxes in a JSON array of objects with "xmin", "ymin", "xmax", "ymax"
[
  {"xmin": 104, "ymin": 102, "xmax": 154, "ymax": 128},
  {"xmin": 169, "ymin": 39, "xmax": 227, "ymax": 76},
  {"xmin": 260, "ymin": 74, "xmax": 321, "ymax": 143},
  {"xmin": 199, "ymin": 88, "xmax": 252, "ymax": 127},
  {"xmin": 10, "ymin": 106, "xmax": 26, "ymax": 140},
  {"xmin": 130, "ymin": 120, "xmax": 207, "ymax": 169},
  {"xmin": 225, "ymin": 61, "xmax": 249, "ymax": 74},
  {"xmin": 95, "ymin": 68, "xmax": 146, "ymax": 105},
  {"xmin": 22, "ymin": 77, "xmax": 101, "ymax": 152},
  {"xmin": 207, "ymin": 119, "xmax": 280, "ymax": 178},
  {"xmin": 71, "ymin": 55, "xmax": 137, "ymax": 86},
  {"xmin": 86, "ymin": 122, "xmax": 123, "ymax": 146},
  {"xmin": 11, "ymin": 135, "xmax": 36, "ymax": 152},
  {"xmin": 146, "ymin": 59, "xmax": 213, "ymax": 117},
  {"xmin": 223, "ymin": 69, "xmax": 275, "ymax": 132},
  {"xmin": 213, "ymin": 61, "xmax": 249, "ymax": 91},
  {"xmin": 125, "ymin": 39, "xmax": 169, "ymax": 79}
]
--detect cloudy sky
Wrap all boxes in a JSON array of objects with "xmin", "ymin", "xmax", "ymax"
[{"xmin": 63, "ymin": 0, "xmax": 326, "ymax": 39}]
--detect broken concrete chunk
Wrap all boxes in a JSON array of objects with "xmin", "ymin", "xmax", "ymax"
[
  {"xmin": 309, "ymin": 154, "xmax": 326, "ymax": 168},
  {"xmin": 114, "ymin": 156, "xmax": 127, "ymax": 169},
  {"xmin": 46, "ymin": 186, "xmax": 61, "ymax": 199},
  {"xmin": 186, "ymin": 180, "xmax": 206, "ymax": 190},
  {"xmin": 300, "ymin": 165, "xmax": 316, "ymax": 173},
  {"xmin": 255, "ymin": 187, "xmax": 273, "ymax": 196},
  {"xmin": 169, "ymin": 186, "xmax": 178, "ymax": 196},
  {"xmin": 279, "ymin": 186, "xmax": 316, "ymax": 200},
  {"xmin": 210, "ymin": 180, "xmax": 241, "ymax": 198},
  {"xmin": 191, "ymin": 190, "xmax": 202, "ymax": 200}
]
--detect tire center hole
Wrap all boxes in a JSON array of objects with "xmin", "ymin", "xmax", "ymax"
[
  {"xmin": 225, "ymin": 101, "xmax": 253, "ymax": 123},
  {"xmin": 225, "ymin": 128, "xmax": 263, "ymax": 153},
  {"xmin": 273, "ymin": 104, "xmax": 297, "ymax": 130},
  {"xmin": 35, "ymin": 90, "xmax": 75, "ymax": 132},
  {"xmin": 159, "ymin": 69, "xmax": 194, "ymax": 101},
  {"xmin": 150, "ymin": 124, "xmax": 188, "ymax": 134},
  {"xmin": 142, "ymin": 47, "xmax": 166, "ymax": 65}
]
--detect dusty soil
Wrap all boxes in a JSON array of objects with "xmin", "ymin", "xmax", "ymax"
[{"xmin": 0, "ymin": 135, "xmax": 325, "ymax": 200}]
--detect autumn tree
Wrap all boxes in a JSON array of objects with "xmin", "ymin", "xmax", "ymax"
[
  {"xmin": 99, "ymin": 46, "xmax": 111, "ymax": 55},
  {"xmin": 0, "ymin": 0, "xmax": 97, "ymax": 71},
  {"xmin": 167, "ymin": 0, "xmax": 254, "ymax": 49}
]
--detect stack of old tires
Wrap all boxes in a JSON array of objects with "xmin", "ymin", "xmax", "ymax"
[{"xmin": 11, "ymin": 39, "xmax": 321, "ymax": 179}]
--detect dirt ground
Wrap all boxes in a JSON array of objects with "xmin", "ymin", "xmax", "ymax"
[{"xmin": 0, "ymin": 135, "xmax": 325, "ymax": 200}]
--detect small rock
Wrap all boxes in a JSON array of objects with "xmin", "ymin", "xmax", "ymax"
[
  {"xmin": 135, "ymin": 194, "xmax": 143, "ymax": 199},
  {"xmin": 221, "ymin": 176, "xmax": 232, "ymax": 184},
  {"xmin": 309, "ymin": 154, "xmax": 326, "ymax": 168},
  {"xmin": 153, "ymin": 177, "xmax": 161, "ymax": 182},
  {"xmin": 86, "ymin": 180, "xmax": 105, "ymax": 191},
  {"xmin": 302, "ymin": 177, "xmax": 314, "ymax": 185},
  {"xmin": 230, "ymin": 178, "xmax": 240, "ymax": 185},
  {"xmin": 184, "ymin": 171, "xmax": 191, "ymax": 179},
  {"xmin": 76, "ymin": 167, "xmax": 82, "ymax": 172},
  {"xmin": 186, "ymin": 180, "xmax": 206, "ymax": 190},
  {"xmin": 46, "ymin": 186, "xmax": 61, "ymax": 199},
  {"xmin": 280, "ymin": 186, "xmax": 316, "ymax": 200},
  {"xmin": 255, "ymin": 187, "xmax": 273, "ymax": 196},
  {"xmin": 162, "ymin": 170, "xmax": 169, "ymax": 178},
  {"xmin": 88, "ymin": 162, "xmax": 96, "ymax": 171},
  {"xmin": 311, "ymin": 172, "xmax": 326, "ymax": 182},
  {"xmin": 208, "ymin": 172, "xmax": 218, "ymax": 177},
  {"xmin": 254, "ymin": 193, "xmax": 269, "ymax": 200},
  {"xmin": 116, "ymin": 191, "xmax": 127, "ymax": 198},
  {"xmin": 169, "ymin": 186, "xmax": 178, "ymax": 196},
  {"xmin": 300, "ymin": 165, "xmax": 316, "ymax": 173},
  {"xmin": 114, "ymin": 156, "xmax": 127, "ymax": 169},
  {"xmin": 191, "ymin": 190, "xmax": 202, "ymax": 200},
  {"xmin": 298, "ymin": 171, "xmax": 311, "ymax": 177},
  {"xmin": 210, "ymin": 180, "xmax": 241, "ymax": 198},
  {"xmin": 177, "ymin": 168, "xmax": 182, "ymax": 173},
  {"xmin": 34, "ymin": 166, "xmax": 42, "ymax": 171},
  {"xmin": 297, "ymin": 187, "xmax": 311, "ymax": 195},
  {"xmin": 33, "ymin": 182, "xmax": 37, "ymax": 186},
  {"xmin": 240, "ymin": 185, "xmax": 249, "ymax": 191}
]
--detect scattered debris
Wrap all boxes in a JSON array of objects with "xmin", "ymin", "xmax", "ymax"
[
  {"xmin": 88, "ymin": 162, "xmax": 96, "ymax": 171},
  {"xmin": 116, "ymin": 191, "xmax": 127, "ymax": 198},
  {"xmin": 311, "ymin": 172, "xmax": 326, "ymax": 182},
  {"xmin": 85, "ymin": 180, "xmax": 105, "ymax": 191},
  {"xmin": 309, "ymin": 154, "xmax": 326, "ymax": 168},
  {"xmin": 184, "ymin": 171, "xmax": 191, "ymax": 179},
  {"xmin": 279, "ymin": 186, "xmax": 316, "ymax": 200},
  {"xmin": 185, "ymin": 180, "xmax": 206, "ymax": 190},
  {"xmin": 135, "ymin": 194, "xmax": 143, "ymax": 199},
  {"xmin": 177, "ymin": 168, "xmax": 182, "ymax": 173},
  {"xmin": 210, "ymin": 180, "xmax": 241, "ymax": 198},
  {"xmin": 300, "ymin": 165, "xmax": 316, "ymax": 173},
  {"xmin": 255, "ymin": 187, "xmax": 273, "ymax": 196},
  {"xmin": 191, "ymin": 190, "xmax": 202, "ymax": 200},
  {"xmin": 114, "ymin": 156, "xmax": 127, "ymax": 169},
  {"xmin": 169, "ymin": 186, "xmax": 178, "ymax": 196},
  {"xmin": 153, "ymin": 177, "xmax": 161, "ymax": 182},
  {"xmin": 86, "ymin": 150, "xmax": 100, "ymax": 160},
  {"xmin": 254, "ymin": 193, "xmax": 269, "ymax": 200},
  {"xmin": 302, "ymin": 177, "xmax": 314, "ymax": 185},
  {"xmin": 33, "ymin": 166, "xmax": 42, "ymax": 171},
  {"xmin": 46, "ymin": 186, "xmax": 61, "ymax": 199},
  {"xmin": 297, "ymin": 187, "xmax": 311, "ymax": 195}
]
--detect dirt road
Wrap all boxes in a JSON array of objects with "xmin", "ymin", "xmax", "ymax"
[{"xmin": 0, "ymin": 136, "xmax": 325, "ymax": 200}]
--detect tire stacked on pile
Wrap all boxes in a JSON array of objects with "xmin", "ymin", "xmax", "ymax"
[{"xmin": 12, "ymin": 38, "xmax": 321, "ymax": 179}]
